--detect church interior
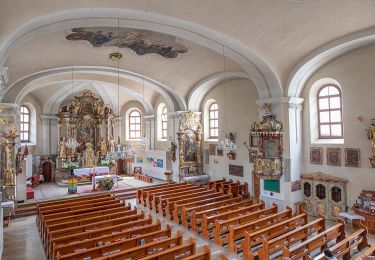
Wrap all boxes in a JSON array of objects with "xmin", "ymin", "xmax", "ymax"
[{"xmin": 0, "ymin": 1, "xmax": 375, "ymax": 259}]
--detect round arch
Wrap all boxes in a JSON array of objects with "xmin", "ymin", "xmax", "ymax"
[{"xmin": 0, "ymin": 8, "xmax": 281, "ymax": 99}]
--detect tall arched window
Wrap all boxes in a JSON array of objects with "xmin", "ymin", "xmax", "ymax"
[
  {"xmin": 209, "ymin": 102, "xmax": 219, "ymax": 139},
  {"xmin": 129, "ymin": 110, "xmax": 142, "ymax": 139},
  {"xmin": 317, "ymin": 85, "xmax": 343, "ymax": 139},
  {"xmin": 160, "ymin": 104, "xmax": 168, "ymax": 140},
  {"xmin": 20, "ymin": 105, "xmax": 30, "ymax": 142}
]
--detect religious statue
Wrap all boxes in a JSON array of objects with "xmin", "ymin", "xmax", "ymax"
[
  {"xmin": 98, "ymin": 138, "xmax": 107, "ymax": 157},
  {"xmin": 168, "ymin": 141, "xmax": 177, "ymax": 162},
  {"xmin": 58, "ymin": 137, "xmax": 67, "ymax": 158},
  {"xmin": 73, "ymin": 98, "xmax": 81, "ymax": 116},
  {"xmin": 109, "ymin": 137, "xmax": 115, "ymax": 153},
  {"xmin": 367, "ymin": 119, "xmax": 375, "ymax": 156},
  {"xmin": 196, "ymin": 126, "xmax": 203, "ymax": 164},
  {"xmin": 85, "ymin": 142, "xmax": 95, "ymax": 166},
  {"xmin": 15, "ymin": 147, "xmax": 23, "ymax": 171}
]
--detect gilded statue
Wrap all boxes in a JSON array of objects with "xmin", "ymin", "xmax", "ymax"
[
  {"xmin": 58, "ymin": 137, "xmax": 67, "ymax": 158},
  {"xmin": 98, "ymin": 138, "xmax": 107, "ymax": 156},
  {"xmin": 109, "ymin": 137, "xmax": 115, "ymax": 153},
  {"xmin": 85, "ymin": 142, "xmax": 95, "ymax": 166},
  {"xmin": 367, "ymin": 119, "xmax": 375, "ymax": 156},
  {"xmin": 73, "ymin": 98, "xmax": 81, "ymax": 116},
  {"xmin": 196, "ymin": 126, "xmax": 203, "ymax": 164}
]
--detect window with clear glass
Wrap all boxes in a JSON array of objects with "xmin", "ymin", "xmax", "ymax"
[
  {"xmin": 20, "ymin": 106, "xmax": 30, "ymax": 142},
  {"xmin": 318, "ymin": 85, "xmax": 343, "ymax": 139},
  {"xmin": 316, "ymin": 184, "xmax": 326, "ymax": 200},
  {"xmin": 129, "ymin": 110, "xmax": 141, "ymax": 139},
  {"xmin": 161, "ymin": 105, "xmax": 168, "ymax": 139},
  {"xmin": 304, "ymin": 182, "xmax": 311, "ymax": 197},
  {"xmin": 331, "ymin": 186, "xmax": 342, "ymax": 203},
  {"xmin": 209, "ymin": 103, "xmax": 219, "ymax": 139}
]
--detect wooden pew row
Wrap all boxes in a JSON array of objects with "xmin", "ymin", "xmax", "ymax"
[
  {"xmin": 41, "ymin": 202, "xmax": 125, "ymax": 235},
  {"xmin": 172, "ymin": 193, "xmax": 233, "ymax": 224},
  {"xmin": 135, "ymin": 173, "xmax": 153, "ymax": 182},
  {"xmin": 201, "ymin": 201, "xmax": 265, "ymax": 239},
  {"xmin": 165, "ymin": 191, "xmax": 226, "ymax": 220},
  {"xmin": 356, "ymin": 244, "xmax": 375, "ymax": 259},
  {"xmin": 244, "ymin": 216, "xmax": 325, "ymax": 260},
  {"xmin": 205, "ymin": 178, "xmax": 227, "ymax": 190},
  {"xmin": 37, "ymin": 193, "xmax": 114, "ymax": 229},
  {"xmin": 65, "ymin": 231, "xmax": 184, "ymax": 260},
  {"xmin": 46, "ymin": 211, "xmax": 146, "ymax": 248},
  {"xmin": 211, "ymin": 180, "xmax": 233, "ymax": 192},
  {"xmin": 281, "ymin": 220, "xmax": 346, "ymax": 260},
  {"xmin": 44, "ymin": 203, "xmax": 131, "ymax": 228},
  {"xmin": 183, "ymin": 245, "xmax": 211, "ymax": 260},
  {"xmin": 314, "ymin": 225, "xmax": 369, "ymax": 260},
  {"xmin": 135, "ymin": 237, "xmax": 197, "ymax": 260},
  {"xmin": 137, "ymin": 183, "xmax": 187, "ymax": 205},
  {"xmin": 190, "ymin": 199, "xmax": 257, "ymax": 233},
  {"xmin": 150, "ymin": 185, "xmax": 205, "ymax": 211},
  {"xmin": 158, "ymin": 189, "xmax": 219, "ymax": 217},
  {"xmin": 183, "ymin": 197, "xmax": 244, "ymax": 230},
  {"xmin": 214, "ymin": 205, "xmax": 287, "ymax": 247},
  {"xmin": 44, "ymin": 208, "xmax": 138, "ymax": 246},
  {"xmin": 50, "ymin": 217, "xmax": 157, "ymax": 259},
  {"xmin": 136, "ymin": 183, "xmax": 171, "ymax": 204},
  {"xmin": 226, "ymin": 182, "xmax": 250, "ymax": 199},
  {"xmin": 56, "ymin": 225, "xmax": 174, "ymax": 260}
]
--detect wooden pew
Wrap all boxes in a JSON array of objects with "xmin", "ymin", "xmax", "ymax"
[
  {"xmin": 139, "ymin": 237, "xmax": 196, "ymax": 260},
  {"xmin": 135, "ymin": 173, "xmax": 153, "ymax": 182},
  {"xmin": 165, "ymin": 191, "xmax": 226, "ymax": 220},
  {"xmin": 44, "ymin": 208, "xmax": 138, "ymax": 245},
  {"xmin": 314, "ymin": 225, "xmax": 369, "ymax": 260},
  {"xmin": 211, "ymin": 180, "xmax": 233, "ymax": 192},
  {"xmin": 281, "ymin": 220, "xmax": 346, "ymax": 260},
  {"xmin": 183, "ymin": 245, "xmax": 211, "ymax": 260},
  {"xmin": 50, "ymin": 217, "xmax": 156, "ymax": 259},
  {"xmin": 68, "ymin": 231, "xmax": 184, "ymax": 260},
  {"xmin": 214, "ymin": 204, "xmax": 284, "ymax": 247},
  {"xmin": 44, "ymin": 203, "xmax": 131, "ymax": 227},
  {"xmin": 46, "ymin": 211, "xmax": 145, "ymax": 247},
  {"xmin": 181, "ymin": 196, "xmax": 244, "ymax": 229},
  {"xmin": 201, "ymin": 201, "xmax": 265, "ymax": 239},
  {"xmin": 245, "ymin": 216, "xmax": 325, "ymax": 260},
  {"xmin": 37, "ymin": 193, "xmax": 114, "ymax": 229},
  {"xmin": 158, "ymin": 189, "xmax": 219, "ymax": 217},
  {"xmin": 228, "ymin": 182, "xmax": 250, "ymax": 199},
  {"xmin": 41, "ymin": 202, "xmax": 125, "ymax": 234},
  {"xmin": 205, "ymin": 178, "xmax": 226, "ymax": 190},
  {"xmin": 136, "ymin": 182, "xmax": 171, "ymax": 204},
  {"xmin": 55, "ymin": 225, "xmax": 173, "ymax": 260},
  {"xmin": 150, "ymin": 185, "xmax": 204, "ymax": 211},
  {"xmin": 356, "ymin": 244, "xmax": 375, "ymax": 259},
  {"xmin": 137, "ymin": 183, "xmax": 188, "ymax": 205},
  {"xmin": 173, "ymin": 193, "xmax": 233, "ymax": 224}
]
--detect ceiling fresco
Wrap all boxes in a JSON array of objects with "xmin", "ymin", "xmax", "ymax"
[{"xmin": 66, "ymin": 27, "xmax": 188, "ymax": 58}]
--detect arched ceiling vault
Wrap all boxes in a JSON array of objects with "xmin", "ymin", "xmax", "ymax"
[{"xmin": 0, "ymin": 8, "xmax": 282, "ymax": 99}]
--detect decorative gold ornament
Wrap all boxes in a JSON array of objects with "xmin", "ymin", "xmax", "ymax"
[{"xmin": 109, "ymin": 52, "xmax": 123, "ymax": 61}]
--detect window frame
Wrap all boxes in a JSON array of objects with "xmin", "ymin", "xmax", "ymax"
[
  {"xmin": 160, "ymin": 104, "xmax": 168, "ymax": 140},
  {"xmin": 20, "ymin": 105, "xmax": 30, "ymax": 143},
  {"xmin": 208, "ymin": 102, "xmax": 219, "ymax": 139},
  {"xmin": 317, "ymin": 85, "xmax": 343, "ymax": 139},
  {"xmin": 128, "ymin": 110, "xmax": 142, "ymax": 140}
]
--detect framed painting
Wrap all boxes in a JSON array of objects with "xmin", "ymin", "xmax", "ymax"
[
  {"xmin": 209, "ymin": 144, "xmax": 216, "ymax": 156},
  {"xmin": 310, "ymin": 147, "xmax": 323, "ymax": 165},
  {"xmin": 326, "ymin": 148, "xmax": 341, "ymax": 166},
  {"xmin": 345, "ymin": 148, "xmax": 360, "ymax": 167},
  {"xmin": 291, "ymin": 180, "xmax": 302, "ymax": 192},
  {"xmin": 229, "ymin": 164, "xmax": 244, "ymax": 177},
  {"xmin": 133, "ymin": 167, "xmax": 142, "ymax": 174}
]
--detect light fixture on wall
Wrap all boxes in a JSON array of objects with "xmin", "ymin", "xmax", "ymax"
[
  {"xmin": 66, "ymin": 67, "xmax": 78, "ymax": 150},
  {"xmin": 217, "ymin": 45, "xmax": 237, "ymax": 154}
]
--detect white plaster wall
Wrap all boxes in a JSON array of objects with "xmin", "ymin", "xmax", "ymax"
[
  {"xmin": 153, "ymin": 95, "xmax": 169, "ymax": 152},
  {"xmin": 302, "ymin": 43, "xmax": 375, "ymax": 207},
  {"xmin": 202, "ymin": 78, "xmax": 259, "ymax": 195}
]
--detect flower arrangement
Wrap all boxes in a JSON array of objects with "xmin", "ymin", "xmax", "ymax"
[
  {"xmin": 61, "ymin": 161, "xmax": 80, "ymax": 169},
  {"xmin": 98, "ymin": 178, "xmax": 114, "ymax": 190},
  {"xmin": 100, "ymin": 159, "xmax": 115, "ymax": 166}
]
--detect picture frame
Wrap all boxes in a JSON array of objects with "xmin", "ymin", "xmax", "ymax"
[
  {"xmin": 345, "ymin": 148, "xmax": 360, "ymax": 167},
  {"xmin": 133, "ymin": 167, "xmax": 142, "ymax": 174},
  {"xmin": 310, "ymin": 147, "xmax": 323, "ymax": 165},
  {"xmin": 291, "ymin": 180, "xmax": 302, "ymax": 192},
  {"xmin": 326, "ymin": 148, "xmax": 341, "ymax": 166},
  {"xmin": 208, "ymin": 144, "xmax": 217, "ymax": 156},
  {"xmin": 229, "ymin": 164, "xmax": 244, "ymax": 177}
]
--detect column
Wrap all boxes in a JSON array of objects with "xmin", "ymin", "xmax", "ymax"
[
  {"xmin": 40, "ymin": 115, "xmax": 58, "ymax": 155},
  {"xmin": 144, "ymin": 115, "xmax": 155, "ymax": 150},
  {"xmin": 0, "ymin": 67, "xmax": 8, "ymax": 102}
]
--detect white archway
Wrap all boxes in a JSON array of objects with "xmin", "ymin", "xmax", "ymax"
[
  {"xmin": 287, "ymin": 27, "xmax": 375, "ymax": 98},
  {"xmin": 0, "ymin": 8, "xmax": 282, "ymax": 99}
]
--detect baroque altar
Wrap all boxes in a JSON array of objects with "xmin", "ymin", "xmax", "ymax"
[
  {"xmin": 177, "ymin": 112, "xmax": 204, "ymax": 182},
  {"xmin": 56, "ymin": 90, "xmax": 116, "ymax": 167}
]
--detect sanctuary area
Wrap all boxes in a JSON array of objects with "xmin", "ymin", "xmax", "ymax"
[{"xmin": 0, "ymin": 1, "xmax": 374, "ymax": 259}]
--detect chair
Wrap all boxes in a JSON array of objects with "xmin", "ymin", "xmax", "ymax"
[{"xmin": 32, "ymin": 175, "xmax": 40, "ymax": 188}]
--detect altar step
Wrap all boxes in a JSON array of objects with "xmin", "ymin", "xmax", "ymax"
[{"xmin": 15, "ymin": 203, "xmax": 37, "ymax": 218}]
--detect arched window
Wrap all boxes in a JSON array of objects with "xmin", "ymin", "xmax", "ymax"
[
  {"xmin": 318, "ymin": 85, "xmax": 343, "ymax": 139},
  {"xmin": 161, "ymin": 105, "xmax": 168, "ymax": 139},
  {"xmin": 20, "ymin": 105, "xmax": 30, "ymax": 142},
  {"xmin": 128, "ymin": 110, "xmax": 141, "ymax": 139},
  {"xmin": 209, "ymin": 103, "xmax": 219, "ymax": 139}
]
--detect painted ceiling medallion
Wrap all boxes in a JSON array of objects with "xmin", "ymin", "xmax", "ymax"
[{"xmin": 66, "ymin": 27, "xmax": 188, "ymax": 59}]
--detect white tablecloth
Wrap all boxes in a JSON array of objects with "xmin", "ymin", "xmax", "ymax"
[
  {"xmin": 73, "ymin": 167, "xmax": 110, "ymax": 176},
  {"xmin": 339, "ymin": 212, "xmax": 365, "ymax": 221}
]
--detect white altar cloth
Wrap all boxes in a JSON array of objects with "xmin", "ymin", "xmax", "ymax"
[{"xmin": 73, "ymin": 167, "xmax": 109, "ymax": 176}]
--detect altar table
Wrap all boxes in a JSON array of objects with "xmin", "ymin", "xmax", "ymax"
[{"xmin": 92, "ymin": 174, "xmax": 118, "ymax": 191}]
